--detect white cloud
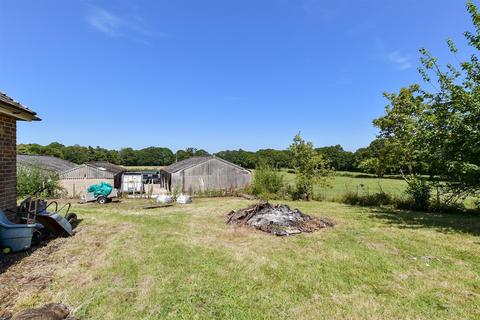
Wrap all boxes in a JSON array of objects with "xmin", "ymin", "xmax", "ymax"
[
  {"xmin": 87, "ymin": 7, "xmax": 124, "ymax": 36},
  {"xmin": 387, "ymin": 51, "xmax": 412, "ymax": 70},
  {"xmin": 86, "ymin": 6, "xmax": 161, "ymax": 41}
]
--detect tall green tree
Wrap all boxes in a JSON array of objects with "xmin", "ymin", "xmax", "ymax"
[
  {"xmin": 316, "ymin": 145, "xmax": 354, "ymax": 171},
  {"xmin": 416, "ymin": 0, "xmax": 480, "ymax": 200},
  {"xmin": 119, "ymin": 148, "xmax": 139, "ymax": 166},
  {"xmin": 215, "ymin": 149, "xmax": 257, "ymax": 169},
  {"xmin": 372, "ymin": 85, "xmax": 428, "ymax": 177},
  {"xmin": 289, "ymin": 133, "xmax": 332, "ymax": 200},
  {"xmin": 256, "ymin": 149, "xmax": 292, "ymax": 169}
]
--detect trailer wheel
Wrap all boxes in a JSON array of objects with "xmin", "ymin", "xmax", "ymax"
[
  {"xmin": 97, "ymin": 196, "xmax": 107, "ymax": 204},
  {"xmin": 65, "ymin": 212, "xmax": 78, "ymax": 224}
]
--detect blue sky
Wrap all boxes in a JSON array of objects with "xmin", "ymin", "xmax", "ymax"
[{"xmin": 0, "ymin": 0, "xmax": 473, "ymax": 152}]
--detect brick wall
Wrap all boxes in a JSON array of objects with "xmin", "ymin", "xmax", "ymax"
[{"xmin": 0, "ymin": 113, "xmax": 17, "ymax": 219}]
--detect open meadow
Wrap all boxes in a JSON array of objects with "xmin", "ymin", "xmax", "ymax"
[
  {"xmin": 282, "ymin": 172, "xmax": 407, "ymax": 201},
  {"xmin": 2, "ymin": 198, "xmax": 479, "ymax": 319}
]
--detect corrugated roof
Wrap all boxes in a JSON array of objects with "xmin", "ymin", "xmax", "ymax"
[
  {"xmin": 161, "ymin": 156, "xmax": 212, "ymax": 173},
  {"xmin": 60, "ymin": 164, "xmax": 118, "ymax": 179},
  {"xmin": 87, "ymin": 161, "xmax": 125, "ymax": 175},
  {"xmin": 17, "ymin": 154, "xmax": 77, "ymax": 174},
  {"xmin": 0, "ymin": 91, "xmax": 40, "ymax": 121},
  {"xmin": 161, "ymin": 156, "xmax": 250, "ymax": 174}
]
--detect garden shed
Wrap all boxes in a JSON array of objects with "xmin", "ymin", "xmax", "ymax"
[
  {"xmin": 0, "ymin": 92, "xmax": 40, "ymax": 219},
  {"xmin": 159, "ymin": 156, "xmax": 251, "ymax": 194},
  {"xmin": 59, "ymin": 161, "xmax": 125, "ymax": 197}
]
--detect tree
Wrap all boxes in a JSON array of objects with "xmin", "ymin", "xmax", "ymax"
[
  {"xmin": 256, "ymin": 149, "xmax": 292, "ymax": 169},
  {"xmin": 354, "ymin": 139, "xmax": 398, "ymax": 177},
  {"xmin": 119, "ymin": 148, "xmax": 139, "ymax": 166},
  {"xmin": 316, "ymin": 145, "xmax": 354, "ymax": 171},
  {"xmin": 288, "ymin": 133, "xmax": 332, "ymax": 200},
  {"xmin": 215, "ymin": 149, "xmax": 257, "ymax": 169},
  {"xmin": 372, "ymin": 85, "xmax": 428, "ymax": 177},
  {"xmin": 194, "ymin": 149, "xmax": 210, "ymax": 157},
  {"xmin": 415, "ymin": 0, "xmax": 480, "ymax": 200},
  {"xmin": 44, "ymin": 142, "xmax": 65, "ymax": 158},
  {"xmin": 176, "ymin": 147, "xmax": 209, "ymax": 162},
  {"xmin": 138, "ymin": 147, "xmax": 175, "ymax": 166},
  {"xmin": 63, "ymin": 145, "xmax": 89, "ymax": 164}
]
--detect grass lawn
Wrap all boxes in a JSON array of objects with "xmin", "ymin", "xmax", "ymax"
[{"xmin": 2, "ymin": 198, "xmax": 479, "ymax": 319}]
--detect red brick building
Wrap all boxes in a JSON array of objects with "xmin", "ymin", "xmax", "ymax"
[{"xmin": 0, "ymin": 92, "xmax": 40, "ymax": 219}]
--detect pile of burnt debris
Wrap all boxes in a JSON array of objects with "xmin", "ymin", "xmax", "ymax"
[{"xmin": 226, "ymin": 202, "xmax": 334, "ymax": 236}]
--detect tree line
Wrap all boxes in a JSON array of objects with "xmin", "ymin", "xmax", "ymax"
[{"xmin": 17, "ymin": 142, "xmax": 385, "ymax": 172}]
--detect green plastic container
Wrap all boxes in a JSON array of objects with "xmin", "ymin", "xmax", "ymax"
[{"xmin": 87, "ymin": 182, "xmax": 113, "ymax": 198}]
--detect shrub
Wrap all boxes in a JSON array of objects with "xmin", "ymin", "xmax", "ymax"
[
  {"xmin": 17, "ymin": 166, "xmax": 62, "ymax": 198},
  {"xmin": 405, "ymin": 177, "xmax": 431, "ymax": 211},
  {"xmin": 251, "ymin": 165, "xmax": 285, "ymax": 199},
  {"xmin": 427, "ymin": 200, "xmax": 466, "ymax": 214},
  {"xmin": 338, "ymin": 191, "xmax": 393, "ymax": 207},
  {"xmin": 289, "ymin": 133, "xmax": 332, "ymax": 200},
  {"xmin": 474, "ymin": 198, "xmax": 480, "ymax": 211}
]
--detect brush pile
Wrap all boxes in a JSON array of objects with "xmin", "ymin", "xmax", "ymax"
[{"xmin": 226, "ymin": 202, "xmax": 334, "ymax": 236}]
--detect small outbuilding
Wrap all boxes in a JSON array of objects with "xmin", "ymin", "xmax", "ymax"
[
  {"xmin": 59, "ymin": 161, "xmax": 125, "ymax": 197},
  {"xmin": 159, "ymin": 156, "xmax": 251, "ymax": 194}
]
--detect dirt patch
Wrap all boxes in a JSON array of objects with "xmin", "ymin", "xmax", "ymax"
[
  {"xmin": 0, "ymin": 221, "xmax": 134, "ymax": 316},
  {"xmin": 226, "ymin": 203, "xmax": 334, "ymax": 236},
  {"xmin": 0, "ymin": 238, "xmax": 67, "ymax": 314}
]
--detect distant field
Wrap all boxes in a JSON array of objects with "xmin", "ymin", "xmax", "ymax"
[
  {"xmin": 124, "ymin": 166, "xmax": 164, "ymax": 172},
  {"xmin": 281, "ymin": 171, "xmax": 407, "ymax": 200}
]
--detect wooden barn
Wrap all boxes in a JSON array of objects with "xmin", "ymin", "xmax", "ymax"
[
  {"xmin": 159, "ymin": 156, "xmax": 251, "ymax": 194},
  {"xmin": 59, "ymin": 161, "xmax": 125, "ymax": 197}
]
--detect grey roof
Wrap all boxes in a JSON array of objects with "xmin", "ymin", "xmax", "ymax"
[
  {"xmin": 0, "ymin": 91, "xmax": 40, "ymax": 121},
  {"xmin": 161, "ymin": 156, "xmax": 249, "ymax": 174},
  {"xmin": 17, "ymin": 154, "xmax": 77, "ymax": 173},
  {"xmin": 87, "ymin": 161, "xmax": 125, "ymax": 175},
  {"xmin": 161, "ymin": 156, "xmax": 212, "ymax": 173}
]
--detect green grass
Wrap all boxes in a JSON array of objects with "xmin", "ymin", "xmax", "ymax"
[
  {"xmin": 282, "ymin": 172, "xmax": 407, "ymax": 200},
  {"xmin": 6, "ymin": 198, "xmax": 480, "ymax": 319}
]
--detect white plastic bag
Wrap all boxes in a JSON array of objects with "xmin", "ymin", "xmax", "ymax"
[
  {"xmin": 156, "ymin": 194, "xmax": 174, "ymax": 204},
  {"xmin": 176, "ymin": 194, "xmax": 192, "ymax": 204}
]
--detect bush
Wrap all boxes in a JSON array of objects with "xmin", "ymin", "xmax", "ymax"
[
  {"xmin": 475, "ymin": 198, "xmax": 480, "ymax": 211},
  {"xmin": 17, "ymin": 166, "xmax": 62, "ymax": 198},
  {"xmin": 338, "ymin": 191, "xmax": 394, "ymax": 207},
  {"xmin": 405, "ymin": 177, "xmax": 431, "ymax": 211},
  {"xmin": 251, "ymin": 165, "xmax": 285, "ymax": 199},
  {"xmin": 427, "ymin": 201, "xmax": 466, "ymax": 214}
]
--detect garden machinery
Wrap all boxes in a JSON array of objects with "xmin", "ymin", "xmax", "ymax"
[
  {"xmin": 83, "ymin": 182, "xmax": 119, "ymax": 204},
  {"xmin": 0, "ymin": 194, "xmax": 78, "ymax": 253}
]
